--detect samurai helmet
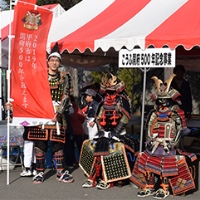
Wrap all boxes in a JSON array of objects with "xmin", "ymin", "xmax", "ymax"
[
  {"xmin": 100, "ymin": 63, "xmax": 125, "ymax": 94},
  {"xmin": 151, "ymin": 74, "xmax": 181, "ymax": 103}
]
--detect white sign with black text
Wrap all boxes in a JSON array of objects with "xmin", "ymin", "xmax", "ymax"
[{"xmin": 119, "ymin": 48, "xmax": 175, "ymax": 68}]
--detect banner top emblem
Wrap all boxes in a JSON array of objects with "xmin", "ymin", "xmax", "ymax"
[{"xmin": 22, "ymin": 10, "xmax": 42, "ymax": 30}]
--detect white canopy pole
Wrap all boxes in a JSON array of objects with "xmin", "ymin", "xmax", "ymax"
[
  {"xmin": 6, "ymin": 4, "xmax": 12, "ymax": 187},
  {"xmin": 139, "ymin": 68, "xmax": 150, "ymax": 152},
  {"xmin": 6, "ymin": 0, "xmax": 17, "ymax": 185}
]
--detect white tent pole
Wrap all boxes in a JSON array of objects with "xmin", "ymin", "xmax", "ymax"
[
  {"xmin": 139, "ymin": 67, "xmax": 149, "ymax": 152},
  {"xmin": 6, "ymin": 1, "xmax": 12, "ymax": 186},
  {"xmin": 6, "ymin": 0, "xmax": 17, "ymax": 186}
]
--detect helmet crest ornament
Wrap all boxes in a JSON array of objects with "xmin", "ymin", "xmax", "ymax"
[
  {"xmin": 100, "ymin": 63, "xmax": 126, "ymax": 94},
  {"xmin": 151, "ymin": 74, "xmax": 181, "ymax": 103},
  {"xmin": 151, "ymin": 74, "xmax": 176, "ymax": 97}
]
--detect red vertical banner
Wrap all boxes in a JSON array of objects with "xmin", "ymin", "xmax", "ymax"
[
  {"xmin": 21, "ymin": 0, "xmax": 37, "ymax": 4},
  {"xmin": 10, "ymin": 1, "xmax": 54, "ymax": 126}
]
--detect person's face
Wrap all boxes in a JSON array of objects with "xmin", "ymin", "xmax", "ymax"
[
  {"xmin": 48, "ymin": 56, "xmax": 60, "ymax": 72},
  {"xmin": 5, "ymin": 103, "xmax": 12, "ymax": 110},
  {"xmin": 85, "ymin": 95, "xmax": 93, "ymax": 102}
]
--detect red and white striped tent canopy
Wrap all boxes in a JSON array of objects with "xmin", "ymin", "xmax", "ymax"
[{"xmin": 47, "ymin": 0, "xmax": 200, "ymax": 70}]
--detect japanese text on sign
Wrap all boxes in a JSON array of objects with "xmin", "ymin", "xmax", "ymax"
[
  {"xmin": 118, "ymin": 48, "xmax": 175, "ymax": 68},
  {"xmin": 17, "ymin": 32, "xmax": 38, "ymax": 108}
]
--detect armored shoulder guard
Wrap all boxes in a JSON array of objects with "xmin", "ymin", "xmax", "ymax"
[
  {"xmin": 119, "ymin": 94, "xmax": 131, "ymax": 118},
  {"xmin": 113, "ymin": 95, "xmax": 131, "ymax": 134}
]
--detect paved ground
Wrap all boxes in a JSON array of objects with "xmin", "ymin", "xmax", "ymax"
[
  {"xmin": 0, "ymin": 121, "xmax": 200, "ymax": 200},
  {"xmin": 0, "ymin": 165, "xmax": 199, "ymax": 200}
]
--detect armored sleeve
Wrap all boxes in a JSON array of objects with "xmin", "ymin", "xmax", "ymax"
[
  {"xmin": 114, "ymin": 96, "xmax": 131, "ymax": 134},
  {"xmin": 170, "ymin": 107, "xmax": 185, "ymax": 147},
  {"xmin": 57, "ymin": 73, "xmax": 73, "ymax": 115},
  {"xmin": 146, "ymin": 110, "xmax": 157, "ymax": 141}
]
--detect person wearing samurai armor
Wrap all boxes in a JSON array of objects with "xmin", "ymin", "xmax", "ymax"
[
  {"xmin": 30, "ymin": 43, "xmax": 74, "ymax": 184},
  {"xmin": 80, "ymin": 63, "xmax": 138, "ymax": 190},
  {"xmin": 131, "ymin": 74, "xmax": 197, "ymax": 199}
]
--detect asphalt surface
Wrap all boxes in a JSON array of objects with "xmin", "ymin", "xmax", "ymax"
[
  {"xmin": 0, "ymin": 121, "xmax": 200, "ymax": 200},
  {"xmin": 0, "ymin": 165, "xmax": 199, "ymax": 200}
]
